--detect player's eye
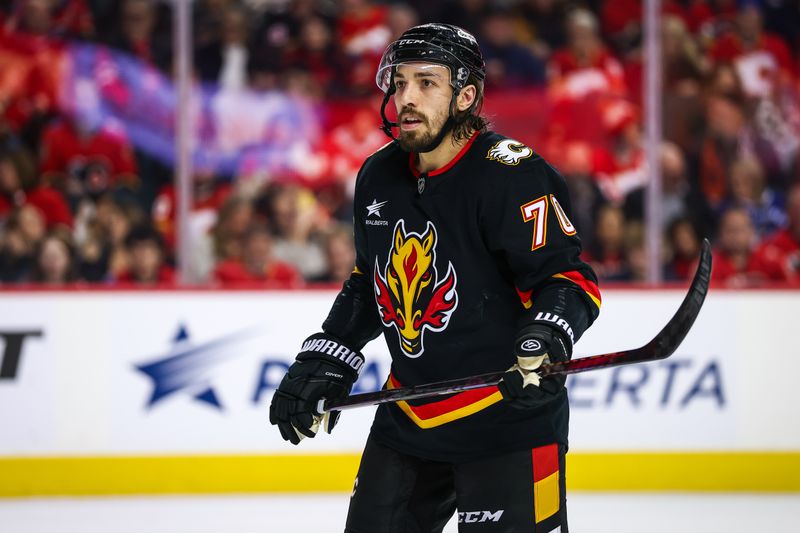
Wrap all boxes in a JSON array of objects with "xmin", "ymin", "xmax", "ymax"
[
  {"xmin": 394, "ymin": 80, "xmax": 406, "ymax": 90},
  {"xmin": 422, "ymin": 79, "xmax": 434, "ymax": 88}
]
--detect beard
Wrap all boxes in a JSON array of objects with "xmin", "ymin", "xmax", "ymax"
[
  {"xmin": 396, "ymin": 108, "xmax": 447, "ymax": 152},
  {"xmin": 398, "ymin": 127, "xmax": 438, "ymax": 152}
]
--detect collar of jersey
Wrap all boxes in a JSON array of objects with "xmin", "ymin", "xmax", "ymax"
[{"xmin": 408, "ymin": 130, "xmax": 479, "ymax": 178}]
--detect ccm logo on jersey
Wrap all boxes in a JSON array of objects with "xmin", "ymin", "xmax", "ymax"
[
  {"xmin": 458, "ymin": 510, "xmax": 504, "ymax": 524},
  {"xmin": 534, "ymin": 312, "xmax": 575, "ymax": 345},
  {"xmin": 486, "ymin": 139, "xmax": 534, "ymax": 166}
]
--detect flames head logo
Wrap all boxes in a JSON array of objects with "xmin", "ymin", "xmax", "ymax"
[
  {"xmin": 486, "ymin": 139, "xmax": 534, "ymax": 166},
  {"xmin": 374, "ymin": 220, "xmax": 458, "ymax": 358}
]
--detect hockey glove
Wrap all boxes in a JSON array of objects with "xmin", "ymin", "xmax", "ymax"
[
  {"xmin": 498, "ymin": 324, "xmax": 569, "ymax": 410},
  {"xmin": 269, "ymin": 333, "xmax": 364, "ymax": 445}
]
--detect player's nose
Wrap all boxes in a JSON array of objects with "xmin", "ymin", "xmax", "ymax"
[{"xmin": 396, "ymin": 86, "xmax": 420, "ymax": 108}]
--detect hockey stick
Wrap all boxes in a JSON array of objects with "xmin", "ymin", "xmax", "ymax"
[{"xmin": 322, "ymin": 239, "xmax": 712, "ymax": 413}]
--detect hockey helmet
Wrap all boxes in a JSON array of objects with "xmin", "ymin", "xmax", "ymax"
[
  {"xmin": 376, "ymin": 23, "xmax": 486, "ymax": 94},
  {"xmin": 376, "ymin": 24, "xmax": 486, "ymax": 148}
]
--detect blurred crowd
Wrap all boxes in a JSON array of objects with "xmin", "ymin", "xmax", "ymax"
[{"xmin": 0, "ymin": 0, "xmax": 798, "ymax": 287}]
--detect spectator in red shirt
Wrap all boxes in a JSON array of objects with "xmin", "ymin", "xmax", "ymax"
[
  {"xmin": 39, "ymin": 112, "xmax": 138, "ymax": 190},
  {"xmin": 213, "ymin": 224, "xmax": 302, "ymax": 286},
  {"xmin": 317, "ymin": 106, "xmax": 387, "ymax": 201},
  {"xmin": 281, "ymin": 15, "xmax": 348, "ymax": 96},
  {"xmin": 0, "ymin": 147, "xmax": 72, "ymax": 229},
  {"xmin": 548, "ymin": 8, "xmax": 628, "ymax": 101},
  {"xmin": 337, "ymin": 0, "xmax": 391, "ymax": 93},
  {"xmin": 711, "ymin": 206, "xmax": 759, "ymax": 286},
  {"xmin": 591, "ymin": 101, "xmax": 646, "ymax": 205},
  {"xmin": 151, "ymin": 168, "xmax": 232, "ymax": 253},
  {"xmin": 4, "ymin": 0, "xmax": 94, "ymax": 40},
  {"xmin": 750, "ymin": 184, "xmax": 800, "ymax": 282},
  {"xmin": 708, "ymin": 1, "xmax": 794, "ymax": 98},
  {"xmin": 0, "ymin": 1, "xmax": 65, "ymax": 137},
  {"xmin": 116, "ymin": 224, "xmax": 175, "ymax": 285}
]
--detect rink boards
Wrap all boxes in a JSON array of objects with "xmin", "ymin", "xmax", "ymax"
[{"xmin": 1, "ymin": 288, "xmax": 798, "ymax": 495}]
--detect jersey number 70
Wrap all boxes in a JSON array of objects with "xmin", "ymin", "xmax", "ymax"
[{"xmin": 520, "ymin": 195, "xmax": 576, "ymax": 251}]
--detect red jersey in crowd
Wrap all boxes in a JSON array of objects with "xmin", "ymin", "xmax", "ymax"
[
  {"xmin": 0, "ymin": 186, "xmax": 73, "ymax": 229},
  {"xmin": 152, "ymin": 183, "xmax": 233, "ymax": 251},
  {"xmin": 0, "ymin": 29, "xmax": 65, "ymax": 132},
  {"xmin": 711, "ymin": 248, "xmax": 758, "ymax": 284},
  {"xmin": 601, "ymin": 0, "xmax": 719, "ymax": 38},
  {"xmin": 338, "ymin": 4, "xmax": 389, "ymax": 57},
  {"xmin": 337, "ymin": 4, "xmax": 390, "ymax": 89},
  {"xmin": 212, "ymin": 258, "xmax": 301, "ymax": 286},
  {"xmin": 750, "ymin": 229, "xmax": 800, "ymax": 282},
  {"xmin": 116, "ymin": 264, "xmax": 176, "ymax": 284},
  {"xmin": 40, "ymin": 120, "xmax": 138, "ymax": 184},
  {"xmin": 549, "ymin": 46, "xmax": 628, "ymax": 100},
  {"xmin": 710, "ymin": 31, "xmax": 795, "ymax": 97}
]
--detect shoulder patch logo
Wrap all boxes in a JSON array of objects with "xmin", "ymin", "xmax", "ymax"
[
  {"xmin": 487, "ymin": 139, "xmax": 534, "ymax": 166},
  {"xmin": 366, "ymin": 199, "xmax": 387, "ymax": 218},
  {"xmin": 374, "ymin": 220, "xmax": 458, "ymax": 358}
]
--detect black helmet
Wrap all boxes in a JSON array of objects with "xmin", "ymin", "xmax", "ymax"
[{"xmin": 376, "ymin": 23, "xmax": 486, "ymax": 94}]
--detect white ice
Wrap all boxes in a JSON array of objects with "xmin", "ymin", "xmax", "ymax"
[{"xmin": 1, "ymin": 492, "xmax": 798, "ymax": 532}]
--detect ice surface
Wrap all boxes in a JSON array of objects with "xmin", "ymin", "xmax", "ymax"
[{"xmin": 0, "ymin": 492, "xmax": 797, "ymax": 532}]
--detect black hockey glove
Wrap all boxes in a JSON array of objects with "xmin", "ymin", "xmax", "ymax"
[
  {"xmin": 498, "ymin": 324, "xmax": 570, "ymax": 410},
  {"xmin": 269, "ymin": 333, "xmax": 364, "ymax": 445}
]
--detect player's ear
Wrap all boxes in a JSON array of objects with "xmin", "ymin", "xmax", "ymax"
[{"xmin": 456, "ymin": 84, "xmax": 477, "ymax": 112}]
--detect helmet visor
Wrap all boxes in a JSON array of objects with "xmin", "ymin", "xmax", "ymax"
[{"xmin": 375, "ymin": 41, "xmax": 465, "ymax": 92}]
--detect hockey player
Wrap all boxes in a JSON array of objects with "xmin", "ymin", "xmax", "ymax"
[{"xmin": 270, "ymin": 23, "xmax": 601, "ymax": 532}]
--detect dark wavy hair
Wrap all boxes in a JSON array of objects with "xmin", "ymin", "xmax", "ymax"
[{"xmin": 451, "ymin": 74, "xmax": 489, "ymax": 143}]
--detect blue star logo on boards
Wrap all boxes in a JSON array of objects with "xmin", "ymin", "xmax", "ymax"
[{"xmin": 134, "ymin": 324, "xmax": 255, "ymax": 411}]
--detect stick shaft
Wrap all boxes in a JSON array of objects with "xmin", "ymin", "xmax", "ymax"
[{"xmin": 324, "ymin": 239, "xmax": 712, "ymax": 413}]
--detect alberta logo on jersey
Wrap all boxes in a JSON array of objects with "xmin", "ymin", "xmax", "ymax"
[
  {"xmin": 486, "ymin": 139, "xmax": 534, "ymax": 166},
  {"xmin": 374, "ymin": 220, "xmax": 458, "ymax": 357}
]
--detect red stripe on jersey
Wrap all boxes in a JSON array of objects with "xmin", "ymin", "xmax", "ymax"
[
  {"xmin": 516, "ymin": 286, "xmax": 534, "ymax": 309},
  {"xmin": 388, "ymin": 373, "xmax": 500, "ymax": 419},
  {"xmin": 408, "ymin": 131, "xmax": 479, "ymax": 178},
  {"xmin": 555, "ymin": 270, "xmax": 602, "ymax": 307},
  {"xmin": 532, "ymin": 443, "xmax": 559, "ymax": 483}
]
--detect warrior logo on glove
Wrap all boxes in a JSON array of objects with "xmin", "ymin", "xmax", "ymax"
[
  {"xmin": 374, "ymin": 220, "xmax": 458, "ymax": 358},
  {"xmin": 519, "ymin": 339, "xmax": 542, "ymax": 352}
]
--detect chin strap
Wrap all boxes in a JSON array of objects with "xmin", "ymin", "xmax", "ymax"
[{"xmin": 380, "ymin": 71, "xmax": 399, "ymax": 141}]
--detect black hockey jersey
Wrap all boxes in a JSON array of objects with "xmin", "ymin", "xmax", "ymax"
[{"xmin": 323, "ymin": 131, "xmax": 601, "ymax": 462}]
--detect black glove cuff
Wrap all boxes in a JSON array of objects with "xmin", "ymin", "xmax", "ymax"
[
  {"xmin": 296, "ymin": 332, "xmax": 365, "ymax": 381},
  {"xmin": 515, "ymin": 323, "xmax": 570, "ymax": 361}
]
